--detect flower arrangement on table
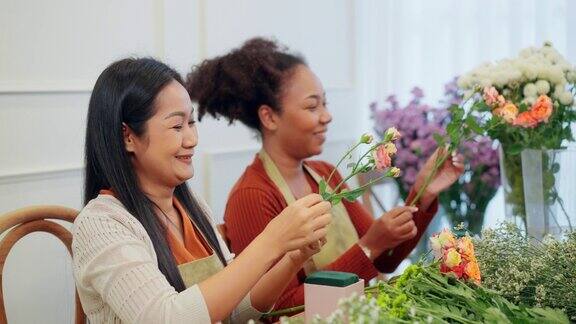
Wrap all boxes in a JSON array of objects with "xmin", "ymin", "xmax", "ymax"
[
  {"xmin": 474, "ymin": 223, "xmax": 576, "ymax": 321},
  {"xmin": 279, "ymin": 229, "xmax": 569, "ymax": 324},
  {"xmin": 429, "ymin": 228, "xmax": 481, "ymax": 284},
  {"xmin": 370, "ymin": 81, "xmax": 500, "ymax": 235},
  {"xmin": 457, "ymin": 42, "xmax": 576, "ymax": 228}
]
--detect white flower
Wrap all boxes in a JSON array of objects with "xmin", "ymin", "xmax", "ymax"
[
  {"xmin": 524, "ymin": 66, "xmax": 538, "ymax": 80},
  {"xmin": 553, "ymin": 84, "xmax": 566, "ymax": 99},
  {"xmin": 480, "ymin": 78, "xmax": 492, "ymax": 88},
  {"xmin": 523, "ymin": 97, "xmax": 536, "ymax": 106},
  {"xmin": 459, "ymin": 43, "xmax": 576, "ymax": 106},
  {"xmin": 535, "ymin": 80, "xmax": 550, "ymax": 94},
  {"xmin": 519, "ymin": 46, "xmax": 537, "ymax": 58},
  {"xmin": 463, "ymin": 90, "xmax": 475, "ymax": 100},
  {"xmin": 523, "ymin": 83, "xmax": 538, "ymax": 98},
  {"xmin": 567, "ymin": 70, "xmax": 576, "ymax": 83},
  {"xmin": 559, "ymin": 91, "xmax": 574, "ymax": 105}
]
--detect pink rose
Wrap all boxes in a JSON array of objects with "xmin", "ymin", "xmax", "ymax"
[
  {"xmin": 373, "ymin": 145, "xmax": 392, "ymax": 170},
  {"xmin": 483, "ymin": 86, "xmax": 500, "ymax": 107}
]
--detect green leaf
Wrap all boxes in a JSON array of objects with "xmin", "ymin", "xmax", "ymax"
[
  {"xmin": 330, "ymin": 196, "xmax": 342, "ymax": 205},
  {"xmin": 446, "ymin": 122, "xmax": 459, "ymax": 136},
  {"xmin": 465, "ymin": 115, "xmax": 484, "ymax": 134},
  {"xmin": 433, "ymin": 133, "xmax": 445, "ymax": 146},
  {"xmin": 449, "ymin": 128, "xmax": 461, "ymax": 147},
  {"xmin": 507, "ymin": 144, "xmax": 523, "ymax": 155},
  {"xmin": 342, "ymin": 188, "xmax": 366, "ymax": 202},
  {"xmin": 319, "ymin": 180, "xmax": 327, "ymax": 195},
  {"xmin": 474, "ymin": 100, "xmax": 490, "ymax": 112},
  {"xmin": 450, "ymin": 104, "xmax": 465, "ymax": 121}
]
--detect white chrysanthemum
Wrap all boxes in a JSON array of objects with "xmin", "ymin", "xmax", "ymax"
[
  {"xmin": 524, "ymin": 66, "xmax": 538, "ymax": 80},
  {"xmin": 535, "ymin": 80, "xmax": 550, "ymax": 94},
  {"xmin": 519, "ymin": 46, "xmax": 537, "ymax": 58},
  {"xmin": 553, "ymin": 84, "xmax": 566, "ymax": 99},
  {"xmin": 559, "ymin": 91, "xmax": 574, "ymax": 105},
  {"xmin": 546, "ymin": 65, "xmax": 566, "ymax": 85},
  {"xmin": 523, "ymin": 83, "xmax": 538, "ymax": 98},
  {"xmin": 567, "ymin": 70, "xmax": 576, "ymax": 83},
  {"xmin": 523, "ymin": 97, "xmax": 536, "ymax": 106},
  {"xmin": 480, "ymin": 78, "xmax": 492, "ymax": 88},
  {"xmin": 459, "ymin": 43, "xmax": 574, "ymax": 100}
]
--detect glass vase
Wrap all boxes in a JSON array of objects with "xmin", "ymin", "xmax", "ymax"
[
  {"xmin": 520, "ymin": 149, "xmax": 575, "ymax": 239},
  {"xmin": 500, "ymin": 147, "xmax": 575, "ymax": 239}
]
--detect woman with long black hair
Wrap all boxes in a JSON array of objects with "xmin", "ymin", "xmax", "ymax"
[{"xmin": 72, "ymin": 57, "xmax": 331, "ymax": 323}]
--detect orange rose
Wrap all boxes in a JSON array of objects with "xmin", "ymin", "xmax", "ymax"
[
  {"xmin": 457, "ymin": 236, "xmax": 477, "ymax": 262},
  {"xmin": 465, "ymin": 261, "xmax": 481, "ymax": 284},
  {"xmin": 513, "ymin": 111, "xmax": 539, "ymax": 128},
  {"xmin": 493, "ymin": 103, "xmax": 518, "ymax": 123},
  {"xmin": 529, "ymin": 94, "xmax": 553, "ymax": 123}
]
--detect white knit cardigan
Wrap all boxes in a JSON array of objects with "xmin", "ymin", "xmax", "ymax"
[{"xmin": 72, "ymin": 194, "xmax": 261, "ymax": 323}]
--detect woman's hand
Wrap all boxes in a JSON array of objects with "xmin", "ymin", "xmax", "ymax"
[
  {"xmin": 413, "ymin": 147, "xmax": 465, "ymax": 209},
  {"xmin": 261, "ymin": 193, "xmax": 331, "ymax": 258},
  {"xmin": 358, "ymin": 206, "xmax": 419, "ymax": 260},
  {"xmin": 286, "ymin": 237, "xmax": 327, "ymax": 266}
]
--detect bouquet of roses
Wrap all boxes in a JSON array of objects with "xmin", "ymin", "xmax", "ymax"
[
  {"xmin": 457, "ymin": 43, "xmax": 576, "ymax": 226},
  {"xmin": 457, "ymin": 43, "xmax": 576, "ymax": 151},
  {"xmin": 429, "ymin": 229, "xmax": 481, "ymax": 284}
]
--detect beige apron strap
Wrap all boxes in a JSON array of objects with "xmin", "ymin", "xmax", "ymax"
[
  {"xmin": 258, "ymin": 150, "xmax": 296, "ymax": 204},
  {"xmin": 259, "ymin": 150, "xmax": 317, "ymax": 274},
  {"xmin": 303, "ymin": 165, "xmax": 360, "ymax": 269},
  {"xmin": 258, "ymin": 149, "xmax": 359, "ymax": 273}
]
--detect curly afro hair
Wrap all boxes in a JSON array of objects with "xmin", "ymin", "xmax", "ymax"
[{"xmin": 185, "ymin": 37, "xmax": 307, "ymax": 132}]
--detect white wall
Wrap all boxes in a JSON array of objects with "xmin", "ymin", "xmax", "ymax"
[{"xmin": 0, "ymin": 0, "xmax": 360, "ymax": 323}]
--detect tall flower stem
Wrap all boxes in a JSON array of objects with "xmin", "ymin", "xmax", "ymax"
[
  {"xmin": 408, "ymin": 150, "xmax": 450, "ymax": 206},
  {"xmin": 329, "ymin": 142, "xmax": 382, "ymax": 194},
  {"xmin": 329, "ymin": 172, "xmax": 394, "ymax": 202},
  {"xmin": 325, "ymin": 142, "xmax": 362, "ymax": 186}
]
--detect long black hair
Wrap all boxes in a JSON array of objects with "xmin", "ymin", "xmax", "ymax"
[{"xmin": 84, "ymin": 57, "xmax": 227, "ymax": 292}]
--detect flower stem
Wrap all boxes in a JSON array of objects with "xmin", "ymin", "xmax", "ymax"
[
  {"xmin": 408, "ymin": 150, "xmax": 450, "ymax": 206},
  {"xmin": 330, "ymin": 142, "xmax": 382, "ymax": 195},
  {"xmin": 325, "ymin": 142, "xmax": 362, "ymax": 186},
  {"xmin": 407, "ymin": 116, "xmax": 503, "ymax": 207},
  {"xmin": 329, "ymin": 172, "xmax": 393, "ymax": 202},
  {"xmin": 262, "ymin": 305, "xmax": 305, "ymax": 318}
]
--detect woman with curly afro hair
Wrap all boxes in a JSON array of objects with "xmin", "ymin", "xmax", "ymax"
[{"xmin": 186, "ymin": 37, "xmax": 464, "ymax": 311}]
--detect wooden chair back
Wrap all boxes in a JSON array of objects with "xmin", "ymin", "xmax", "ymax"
[{"xmin": 0, "ymin": 206, "xmax": 85, "ymax": 324}]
